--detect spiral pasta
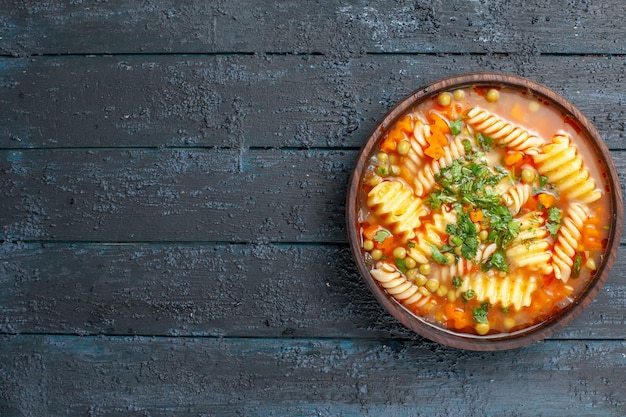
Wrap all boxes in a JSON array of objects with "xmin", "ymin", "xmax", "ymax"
[
  {"xmin": 403, "ymin": 118, "xmax": 431, "ymax": 177},
  {"xmin": 502, "ymin": 183, "xmax": 532, "ymax": 215},
  {"xmin": 552, "ymin": 202, "xmax": 590, "ymax": 282},
  {"xmin": 432, "ymin": 243, "xmax": 497, "ymax": 284},
  {"xmin": 407, "ymin": 208, "xmax": 457, "ymax": 264},
  {"xmin": 458, "ymin": 270, "xmax": 539, "ymax": 311},
  {"xmin": 413, "ymin": 135, "xmax": 470, "ymax": 197},
  {"xmin": 370, "ymin": 262, "xmax": 428, "ymax": 306},
  {"xmin": 466, "ymin": 106, "xmax": 544, "ymax": 155},
  {"xmin": 533, "ymin": 132, "xmax": 602, "ymax": 204},
  {"xmin": 506, "ymin": 212, "xmax": 553, "ymax": 274},
  {"xmin": 367, "ymin": 180, "xmax": 428, "ymax": 241}
]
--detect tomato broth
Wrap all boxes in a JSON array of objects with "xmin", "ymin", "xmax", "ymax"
[{"xmin": 358, "ymin": 85, "xmax": 611, "ymax": 336}]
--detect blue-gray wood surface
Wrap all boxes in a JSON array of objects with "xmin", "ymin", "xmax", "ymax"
[{"xmin": 1, "ymin": 1, "xmax": 625, "ymax": 416}]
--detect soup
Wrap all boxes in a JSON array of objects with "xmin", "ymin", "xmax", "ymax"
[{"xmin": 358, "ymin": 85, "xmax": 611, "ymax": 336}]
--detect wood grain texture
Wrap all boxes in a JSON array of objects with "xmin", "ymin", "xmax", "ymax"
[
  {"xmin": 1, "ymin": 54, "xmax": 626, "ymax": 150},
  {"xmin": 1, "ymin": 148, "xmax": 624, "ymax": 243},
  {"xmin": 2, "ymin": 0, "xmax": 626, "ymax": 414},
  {"xmin": 0, "ymin": 242, "xmax": 624, "ymax": 340},
  {"xmin": 1, "ymin": 0, "xmax": 624, "ymax": 56},
  {"xmin": 1, "ymin": 335, "xmax": 625, "ymax": 416}
]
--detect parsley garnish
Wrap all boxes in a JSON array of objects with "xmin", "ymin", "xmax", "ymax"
[
  {"xmin": 446, "ymin": 211, "xmax": 479, "ymax": 260},
  {"xmin": 462, "ymin": 289, "xmax": 476, "ymax": 302},
  {"xmin": 430, "ymin": 244, "xmax": 449, "ymax": 265},
  {"xmin": 427, "ymin": 142, "xmax": 520, "ymax": 271},
  {"xmin": 449, "ymin": 118, "xmax": 463, "ymax": 135},
  {"xmin": 481, "ymin": 249, "xmax": 508, "ymax": 272},
  {"xmin": 376, "ymin": 166, "xmax": 388, "ymax": 176},
  {"xmin": 476, "ymin": 133, "xmax": 494, "ymax": 150},
  {"xmin": 452, "ymin": 276, "xmax": 463, "ymax": 289},
  {"xmin": 395, "ymin": 258, "xmax": 408, "ymax": 273},
  {"xmin": 546, "ymin": 206, "xmax": 562, "ymax": 237},
  {"xmin": 472, "ymin": 302, "xmax": 489, "ymax": 324},
  {"xmin": 572, "ymin": 254, "xmax": 583, "ymax": 278},
  {"xmin": 373, "ymin": 230, "xmax": 391, "ymax": 244}
]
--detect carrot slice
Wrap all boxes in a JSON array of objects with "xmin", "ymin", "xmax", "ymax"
[
  {"xmin": 582, "ymin": 224, "xmax": 603, "ymax": 250},
  {"xmin": 425, "ymin": 145, "xmax": 445, "ymax": 160},
  {"xmin": 430, "ymin": 113, "xmax": 451, "ymax": 135},
  {"xmin": 380, "ymin": 129, "xmax": 405, "ymax": 152},
  {"xmin": 395, "ymin": 115, "xmax": 414, "ymax": 133},
  {"xmin": 504, "ymin": 151, "xmax": 523, "ymax": 166},
  {"xmin": 362, "ymin": 224, "xmax": 380, "ymax": 240},
  {"xmin": 428, "ymin": 130, "xmax": 448, "ymax": 147},
  {"xmin": 469, "ymin": 209, "xmax": 484, "ymax": 222},
  {"xmin": 538, "ymin": 193, "xmax": 555, "ymax": 209}
]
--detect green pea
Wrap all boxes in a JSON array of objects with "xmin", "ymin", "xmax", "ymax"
[
  {"xmin": 425, "ymin": 279, "xmax": 440, "ymax": 293},
  {"xmin": 436, "ymin": 285, "xmax": 448, "ymax": 297},
  {"xmin": 453, "ymin": 89, "xmax": 465, "ymax": 101},
  {"xmin": 475, "ymin": 322, "xmax": 490, "ymax": 335},
  {"xmin": 445, "ymin": 252, "xmax": 456, "ymax": 265},
  {"xmin": 419, "ymin": 263, "xmax": 431, "ymax": 275},
  {"xmin": 363, "ymin": 239, "xmax": 374, "ymax": 251},
  {"xmin": 415, "ymin": 274, "xmax": 428, "ymax": 287},
  {"xmin": 437, "ymin": 92, "xmax": 452, "ymax": 107},
  {"xmin": 396, "ymin": 140, "xmax": 410, "ymax": 155},
  {"xmin": 486, "ymin": 88, "xmax": 499, "ymax": 103},
  {"xmin": 392, "ymin": 246, "xmax": 407, "ymax": 259},
  {"xmin": 371, "ymin": 249, "xmax": 383, "ymax": 260},
  {"xmin": 406, "ymin": 268, "xmax": 419, "ymax": 282},
  {"xmin": 521, "ymin": 168, "xmax": 536, "ymax": 184},
  {"xmin": 404, "ymin": 257, "xmax": 417, "ymax": 270}
]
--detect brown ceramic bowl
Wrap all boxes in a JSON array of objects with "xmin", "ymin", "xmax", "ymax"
[{"xmin": 346, "ymin": 73, "xmax": 623, "ymax": 351}]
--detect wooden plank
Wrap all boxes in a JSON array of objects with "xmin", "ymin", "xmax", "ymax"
[
  {"xmin": 1, "ymin": 335, "xmax": 625, "ymax": 416},
  {"xmin": 0, "ymin": 148, "xmax": 354, "ymax": 243},
  {"xmin": 1, "ymin": 148, "xmax": 625, "ymax": 243},
  {"xmin": 1, "ymin": 242, "xmax": 624, "ymax": 339},
  {"xmin": 1, "ymin": 54, "xmax": 626, "ymax": 150},
  {"xmin": 1, "ymin": 1, "xmax": 625, "ymax": 56}
]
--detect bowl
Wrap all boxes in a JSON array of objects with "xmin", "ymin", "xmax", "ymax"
[{"xmin": 346, "ymin": 73, "xmax": 623, "ymax": 351}]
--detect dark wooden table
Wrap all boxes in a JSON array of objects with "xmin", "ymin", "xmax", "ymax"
[{"xmin": 1, "ymin": 1, "xmax": 625, "ymax": 415}]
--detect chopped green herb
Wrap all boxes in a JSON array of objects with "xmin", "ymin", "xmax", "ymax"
[
  {"xmin": 462, "ymin": 139, "xmax": 473, "ymax": 154},
  {"xmin": 452, "ymin": 276, "xmax": 463, "ymax": 289},
  {"xmin": 472, "ymin": 302, "xmax": 489, "ymax": 324},
  {"xmin": 407, "ymin": 241, "xmax": 416, "ymax": 248},
  {"xmin": 449, "ymin": 235, "xmax": 463, "ymax": 247},
  {"xmin": 449, "ymin": 118, "xmax": 463, "ymax": 135},
  {"xmin": 572, "ymin": 253, "xmax": 583, "ymax": 278},
  {"xmin": 373, "ymin": 229, "xmax": 391, "ymax": 244},
  {"xmin": 430, "ymin": 244, "xmax": 449, "ymax": 265},
  {"xmin": 446, "ymin": 211, "xmax": 480, "ymax": 260},
  {"xmin": 476, "ymin": 133, "xmax": 494, "ymax": 150},
  {"xmin": 546, "ymin": 206, "xmax": 563, "ymax": 237},
  {"xmin": 376, "ymin": 166, "xmax": 388, "ymax": 176},
  {"xmin": 462, "ymin": 289, "xmax": 476, "ymax": 302},
  {"xmin": 440, "ymin": 243, "xmax": 455, "ymax": 253},
  {"xmin": 395, "ymin": 258, "xmax": 407, "ymax": 273},
  {"xmin": 482, "ymin": 249, "xmax": 508, "ymax": 272},
  {"xmin": 501, "ymin": 307, "xmax": 510, "ymax": 313},
  {"xmin": 429, "ymin": 146, "xmax": 519, "ymax": 269},
  {"xmin": 540, "ymin": 175, "xmax": 549, "ymax": 187}
]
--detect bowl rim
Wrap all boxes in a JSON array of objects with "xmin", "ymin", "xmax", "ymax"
[{"xmin": 346, "ymin": 72, "xmax": 624, "ymax": 351}]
